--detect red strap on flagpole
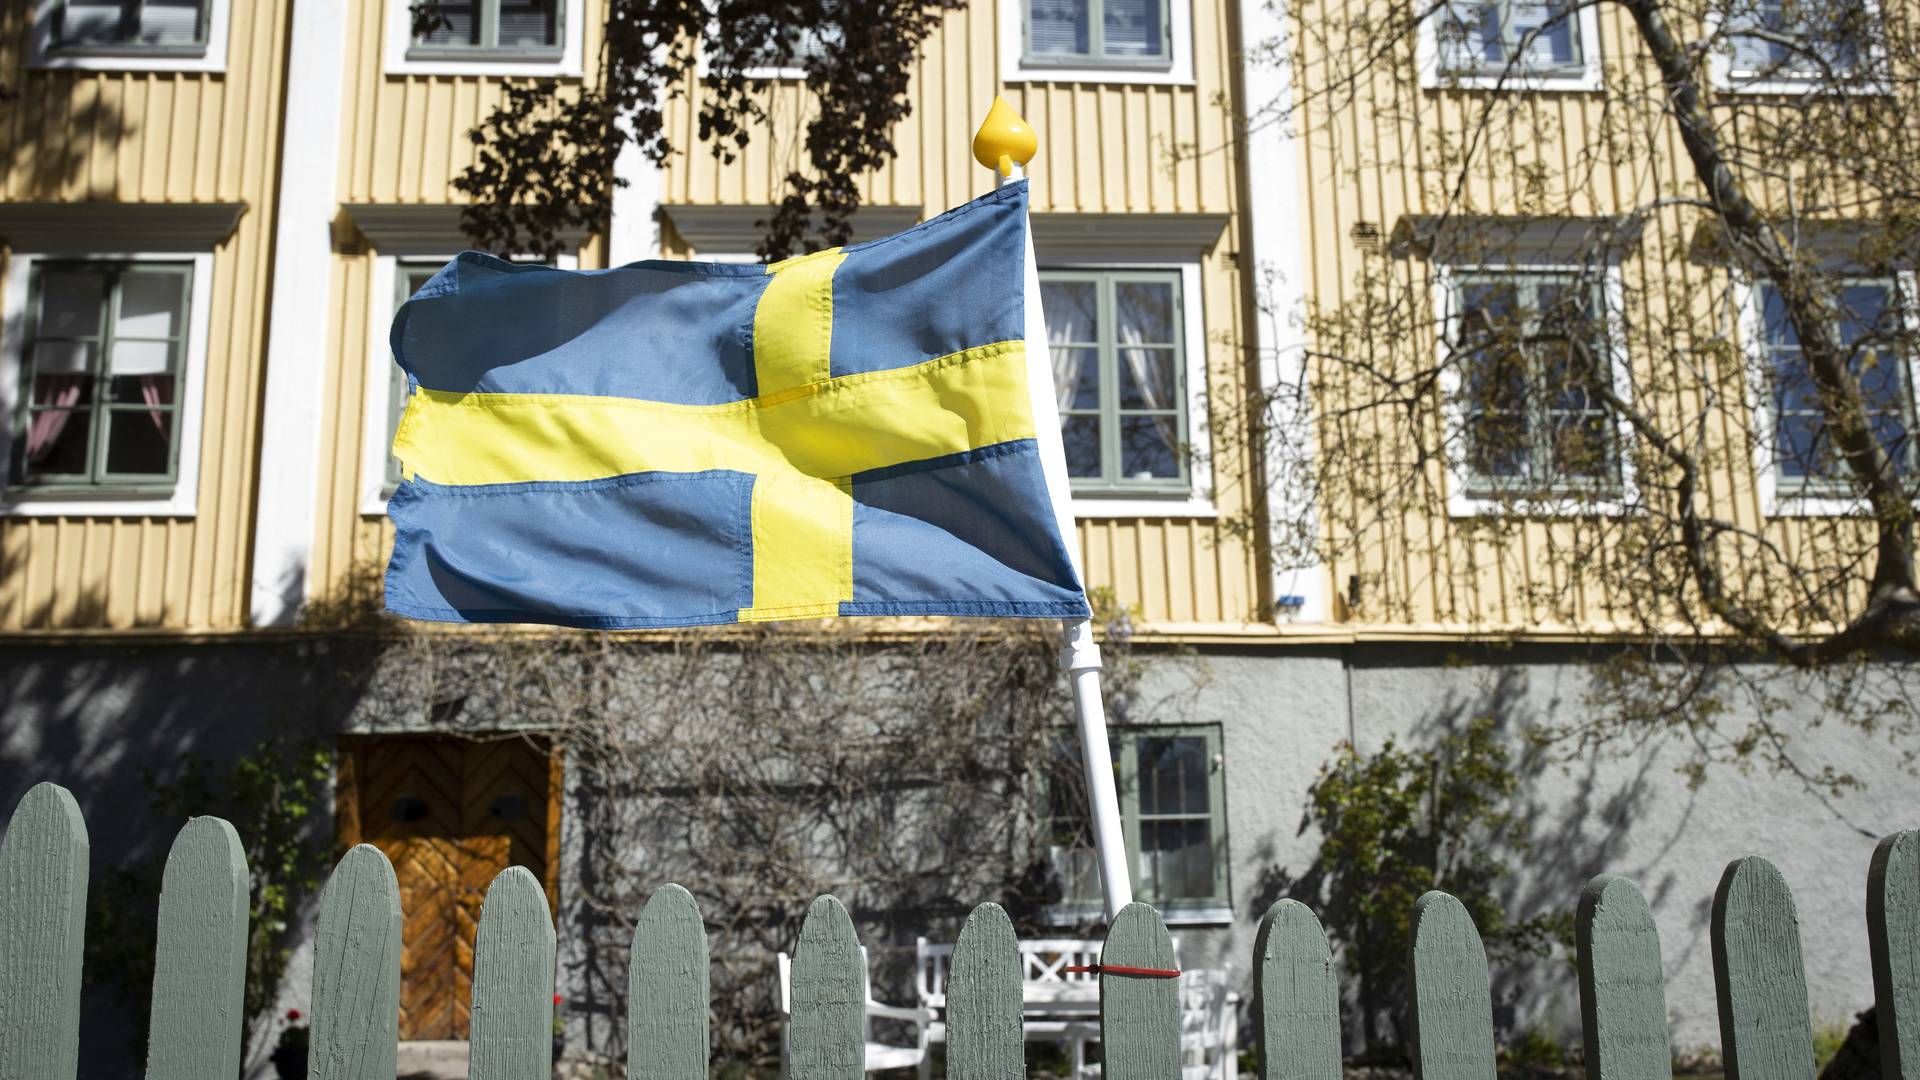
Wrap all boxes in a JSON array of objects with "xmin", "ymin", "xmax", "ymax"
[{"xmin": 1063, "ymin": 963, "xmax": 1182, "ymax": 978}]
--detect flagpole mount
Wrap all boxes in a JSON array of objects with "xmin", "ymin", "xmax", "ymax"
[{"xmin": 976, "ymin": 96, "xmax": 1135, "ymax": 921}]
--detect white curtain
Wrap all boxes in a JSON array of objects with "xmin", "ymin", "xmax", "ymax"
[{"xmin": 1049, "ymin": 295, "xmax": 1094, "ymax": 411}]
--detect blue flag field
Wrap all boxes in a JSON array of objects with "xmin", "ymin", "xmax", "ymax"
[{"xmin": 383, "ymin": 181, "xmax": 1091, "ymax": 628}]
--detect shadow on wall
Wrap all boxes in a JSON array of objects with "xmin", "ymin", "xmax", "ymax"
[
  {"xmin": 1245, "ymin": 660, "xmax": 1696, "ymax": 1060},
  {"xmin": 0, "ymin": 634, "xmax": 389, "ymax": 1079}
]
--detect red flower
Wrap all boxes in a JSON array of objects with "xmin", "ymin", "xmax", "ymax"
[
  {"xmin": 553, "ymin": 993, "xmax": 564, "ymax": 1006},
  {"xmin": 286, "ymin": 1009, "xmax": 302, "ymax": 1022}
]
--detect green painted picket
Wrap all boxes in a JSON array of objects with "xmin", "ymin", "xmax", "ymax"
[
  {"xmin": 0, "ymin": 782, "xmax": 1916, "ymax": 1080},
  {"xmin": 470, "ymin": 867, "xmax": 557, "ymax": 1080},
  {"xmin": 146, "ymin": 817, "xmax": 250, "ymax": 1080},
  {"xmin": 1575, "ymin": 874, "xmax": 1671, "ymax": 1080}
]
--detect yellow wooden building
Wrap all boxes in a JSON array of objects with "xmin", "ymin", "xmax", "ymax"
[{"xmin": 0, "ymin": 0, "xmax": 1319, "ymax": 644}]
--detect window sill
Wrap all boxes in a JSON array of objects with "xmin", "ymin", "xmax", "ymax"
[
  {"xmin": 1420, "ymin": 67, "xmax": 1602, "ymax": 93},
  {"xmin": 388, "ymin": 52, "xmax": 581, "ymax": 78},
  {"xmin": 1765, "ymin": 489, "xmax": 1895, "ymax": 518},
  {"xmin": 1006, "ymin": 60, "xmax": 1192, "ymax": 86},
  {"xmin": 1447, "ymin": 489, "xmax": 1628, "ymax": 519},
  {"xmin": 1070, "ymin": 492, "xmax": 1217, "ymax": 519},
  {"xmin": 0, "ymin": 490, "xmax": 194, "ymax": 518},
  {"xmin": 29, "ymin": 47, "xmax": 223, "ymax": 74}
]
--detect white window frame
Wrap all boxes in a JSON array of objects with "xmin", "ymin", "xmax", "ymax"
[
  {"xmin": 361, "ymin": 251, "xmax": 578, "ymax": 516},
  {"xmin": 0, "ymin": 250, "xmax": 213, "ymax": 517},
  {"xmin": 27, "ymin": 0, "xmax": 231, "ymax": 73},
  {"xmin": 1739, "ymin": 269, "xmax": 1920, "ymax": 518},
  {"xmin": 1414, "ymin": 0, "xmax": 1604, "ymax": 91},
  {"xmin": 999, "ymin": 0, "xmax": 1195, "ymax": 86},
  {"xmin": 1707, "ymin": 0, "xmax": 1889, "ymax": 95},
  {"xmin": 384, "ymin": 0, "xmax": 585, "ymax": 78},
  {"xmin": 1433, "ymin": 261, "xmax": 1638, "ymax": 518},
  {"xmin": 1042, "ymin": 255, "xmax": 1215, "ymax": 519}
]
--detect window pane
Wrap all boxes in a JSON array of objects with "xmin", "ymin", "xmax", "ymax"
[
  {"xmin": 1103, "ymin": 0, "xmax": 1164, "ymax": 57},
  {"xmin": 1062, "ymin": 414, "xmax": 1102, "ymax": 477},
  {"xmin": 1055, "ymin": 347, "xmax": 1100, "ymax": 410},
  {"xmin": 1115, "ymin": 281, "xmax": 1177, "ymax": 344},
  {"xmin": 109, "ymin": 339, "xmax": 174, "ymax": 376},
  {"xmin": 419, "ymin": 0, "xmax": 480, "ymax": 45},
  {"xmin": 1118, "ymin": 347, "xmax": 1177, "ymax": 410},
  {"xmin": 386, "ymin": 363, "xmax": 410, "ymax": 491},
  {"xmin": 1139, "ymin": 819, "xmax": 1212, "ymax": 901},
  {"xmin": 1728, "ymin": 0, "xmax": 1865, "ymax": 74},
  {"xmin": 1551, "ymin": 414, "xmax": 1613, "ymax": 478},
  {"xmin": 1776, "ymin": 412, "xmax": 1826, "ymax": 477},
  {"xmin": 1509, "ymin": 0, "xmax": 1579, "ymax": 66},
  {"xmin": 1119, "ymin": 415, "xmax": 1180, "ymax": 479},
  {"xmin": 137, "ymin": 0, "xmax": 205, "ymax": 46},
  {"xmin": 37, "ymin": 270, "xmax": 107, "ymax": 340},
  {"xmin": 1042, "ymin": 280, "xmax": 1099, "ymax": 342},
  {"xmin": 22, "ymin": 407, "xmax": 93, "ymax": 477},
  {"xmin": 498, "ymin": 0, "xmax": 559, "ymax": 47},
  {"xmin": 1030, "ymin": 0, "xmax": 1091, "ymax": 56},
  {"xmin": 117, "ymin": 270, "xmax": 186, "ymax": 340},
  {"xmin": 56, "ymin": 1, "xmax": 131, "ymax": 45},
  {"xmin": 109, "ymin": 373, "xmax": 174, "ymax": 406},
  {"xmin": 104, "ymin": 409, "xmax": 173, "ymax": 475},
  {"xmin": 31, "ymin": 341, "xmax": 98, "ymax": 376},
  {"xmin": 1138, "ymin": 736, "xmax": 1209, "ymax": 814},
  {"xmin": 1761, "ymin": 285, "xmax": 1798, "ymax": 347},
  {"xmin": 1438, "ymin": 2, "xmax": 1503, "ymax": 68}
]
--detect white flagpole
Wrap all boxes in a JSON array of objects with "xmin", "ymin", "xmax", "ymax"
[{"xmin": 977, "ymin": 98, "xmax": 1135, "ymax": 921}]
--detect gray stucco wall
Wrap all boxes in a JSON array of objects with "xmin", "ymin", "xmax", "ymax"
[
  {"xmin": 1158, "ymin": 644, "xmax": 1914, "ymax": 1055},
  {"xmin": 1, "ymin": 636, "xmax": 1912, "ymax": 1072}
]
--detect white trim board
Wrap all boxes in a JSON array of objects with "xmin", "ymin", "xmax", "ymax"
[
  {"xmin": 1237, "ymin": 0, "xmax": 1329, "ymax": 623},
  {"xmin": 997, "ymin": 0, "xmax": 1195, "ymax": 85},
  {"xmin": 361, "ymin": 252, "xmax": 580, "ymax": 517},
  {"xmin": 0, "ymin": 250, "xmax": 215, "ymax": 517},
  {"xmin": 26, "ymin": 0, "xmax": 233, "ymax": 73},
  {"xmin": 384, "ymin": 0, "xmax": 586, "ymax": 77},
  {"xmin": 249, "ymin": 0, "xmax": 349, "ymax": 628}
]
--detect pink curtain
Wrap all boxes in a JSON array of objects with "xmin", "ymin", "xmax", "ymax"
[
  {"xmin": 25, "ymin": 376, "xmax": 87, "ymax": 463},
  {"xmin": 139, "ymin": 376, "xmax": 171, "ymax": 434}
]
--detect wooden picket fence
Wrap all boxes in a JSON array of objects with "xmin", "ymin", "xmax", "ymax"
[{"xmin": 1, "ymin": 779, "xmax": 1917, "ymax": 1080}]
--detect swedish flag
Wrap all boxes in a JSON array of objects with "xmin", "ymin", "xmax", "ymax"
[{"xmin": 383, "ymin": 181, "xmax": 1090, "ymax": 628}]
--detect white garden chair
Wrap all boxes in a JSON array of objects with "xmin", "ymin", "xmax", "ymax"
[{"xmin": 777, "ymin": 946, "xmax": 934, "ymax": 1079}]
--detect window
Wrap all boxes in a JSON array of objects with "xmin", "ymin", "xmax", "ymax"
[
  {"xmin": 410, "ymin": 0, "xmax": 562, "ymax": 57},
  {"xmin": 382, "ymin": 264, "xmax": 443, "ymax": 496},
  {"xmin": 1725, "ymin": 0, "xmax": 1873, "ymax": 81},
  {"xmin": 1049, "ymin": 725, "xmax": 1230, "ymax": 921},
  {"xmin": 49, "ymin": 0, "xmax": 205, "ymax": 52},
  {"xmin": 737, "ymin": 6, "xmax": 843, "ymax": 73},
  {"xmin": 364, "ymin": 252, "xmax": 571, "ymax": 514},
  {"xmin": 1451, "ymin": 271, "xmax": 1619, "ymax": 496},
  {"xmin": 1042, "ymin": 270, "xmax": 1189, "ymax": 493},
  {"xmin": 1026, "ymin": 0, "xmax": 1169, "ymax": 65},
  {"xmin": 1436, "ymin": 0, "xmax": 1584, "ymax": 76},
  {"xmin": 12, "ymin": 262, "xmax": 190, "ymax": 491},
  {"xmin": 1760, "ymin": 280, "xmax": 1914, "ymax": 491}
]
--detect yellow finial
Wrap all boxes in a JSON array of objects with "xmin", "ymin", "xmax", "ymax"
[{"xmin": 972, "ymin": 96, "xmax": 1037, "ymax": 178}]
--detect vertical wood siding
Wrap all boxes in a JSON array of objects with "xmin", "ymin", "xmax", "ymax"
[
  {"xmin": 1295, "ymin": 4, "xmax": 1849, "ymax": 630},
  {"xmin": 0, "ymin": 0, "xmax": 292, "ymax": 631}
]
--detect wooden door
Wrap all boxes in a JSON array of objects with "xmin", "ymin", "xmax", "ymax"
[{"xmin": 337, "ymin": 735, "xmax": 559, "ymax": 1041}]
